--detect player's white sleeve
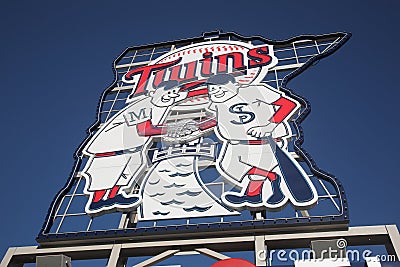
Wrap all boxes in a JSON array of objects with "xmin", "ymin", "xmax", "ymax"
[
  {"xmin": 83, "ymin": 97, "xmax": 150, "ymax": 154},
  {"xmin": 243, "ymin": 84, "xmax": 281, "ymax": 104},
  {"xmin": 122, "ymin": 98, "xmax": 152, "ymax": 126}
]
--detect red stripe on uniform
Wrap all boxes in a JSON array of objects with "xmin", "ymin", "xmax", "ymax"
[
  {"xmin": 247, "ymin": 140, "xmax": 267, "ymax": 145},
  {"xmin": 95, "ymin": 152, "xmax": 116, "ymax": 157}
]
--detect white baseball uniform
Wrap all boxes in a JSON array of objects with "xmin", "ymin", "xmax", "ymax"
[
  {"xmin": 82, "ymin": 95, "xmax": 171, "ymax": 191},
  {"xmin": 208, "ymin": 84, "xmax": 293, "ymax": 184}
]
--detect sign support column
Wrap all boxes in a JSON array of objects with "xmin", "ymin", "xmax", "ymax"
[{"xmin": 255, "ymin": 235, "xmax": 267, "ymax": 266}]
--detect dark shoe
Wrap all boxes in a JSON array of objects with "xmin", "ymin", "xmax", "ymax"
[
  {"xmin": 222, "ymin": 179, "xmax": 265, "ymax": 209},
  {"xmin": 87, "ymin": 193, "xmax": 140, "ymax": 213},
  {"xmin": 266, "ymin": 175, "xmax": 285, "ymax": 205},
  {"xmin": 224, "ymin": 193, "xmax": 263, "ymax": 205},
  {"xmin": 88, "ymin": 199, "xmax": 108, "ymax": 211},
  {"xmin": 109, "ymin": 194, "xmax": 140, "ymax": 206},
  {"xmin": 222, "ymin": 191, "xmax": 265, "ymax": 210}
]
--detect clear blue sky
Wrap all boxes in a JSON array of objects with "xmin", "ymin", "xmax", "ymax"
[{"xmin": 0, "ymin": 0, "xmax": 399, "ymax": 265}]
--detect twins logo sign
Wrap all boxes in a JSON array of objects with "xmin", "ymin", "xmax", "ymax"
[{"xmin": 79, "ymin": 37, "xmax": 334, "ymax": 220}]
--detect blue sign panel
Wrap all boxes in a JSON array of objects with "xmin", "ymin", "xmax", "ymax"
[{"xmin": 37, "ymin": 31, "xmax": 351, "ymax": 244}]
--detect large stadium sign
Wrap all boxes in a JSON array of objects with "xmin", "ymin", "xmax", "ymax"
[{"xmin": 37, "ymin": 31, "xmax": 351, "ymax": 244}]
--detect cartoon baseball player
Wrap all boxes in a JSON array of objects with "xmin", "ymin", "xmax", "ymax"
[
  {"xmin": 201, "ymin": 74, "xmax": 318, "ymax": 210},
  {"xmin": 82, "ymin": 80, "xmax": 205, "ymax": 214}
]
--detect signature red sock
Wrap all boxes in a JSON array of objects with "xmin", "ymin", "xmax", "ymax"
[
  {"xmin": 109, "ymin": 186, "xmax": 120, "ymax": 199},
  {"xmin": 246, "ymin": 180, "xmax": 264, "ymax": 196},
  {"xmin": 93, "ymin": 190, "xmax": 106, "ymax": 202}
]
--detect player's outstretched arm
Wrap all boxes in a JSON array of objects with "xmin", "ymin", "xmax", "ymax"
[
  {"xmin": 247, "ymin": 123, "xmax": 277, "ymax": 138},
  {"xmin": 270, "ymin": 97, "xmax": 297, "ymax": 124},
  {"xmin": 252, "ymin": 85, "xmax": 297, "ymax": 121},
  {"xmin": 136, "ymin": 120, "xmax": 167, "ymax": 137},
  {"xmin": 197, "ymin": 117, "xmax": 217, "ymax": 130},
  {"xmin": 247, "ymin": 96, "xmax": 297, "ymax": 138}
]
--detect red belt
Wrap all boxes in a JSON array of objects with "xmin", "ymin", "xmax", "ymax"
[{"xmin": 94, "ymin": 146, "xmax": 143, "ymax": 158}]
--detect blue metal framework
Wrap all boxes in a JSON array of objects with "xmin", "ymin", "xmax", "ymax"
[{"xmin": 37, "ymin": 31, "xmax": 351, "ymax": 245}]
